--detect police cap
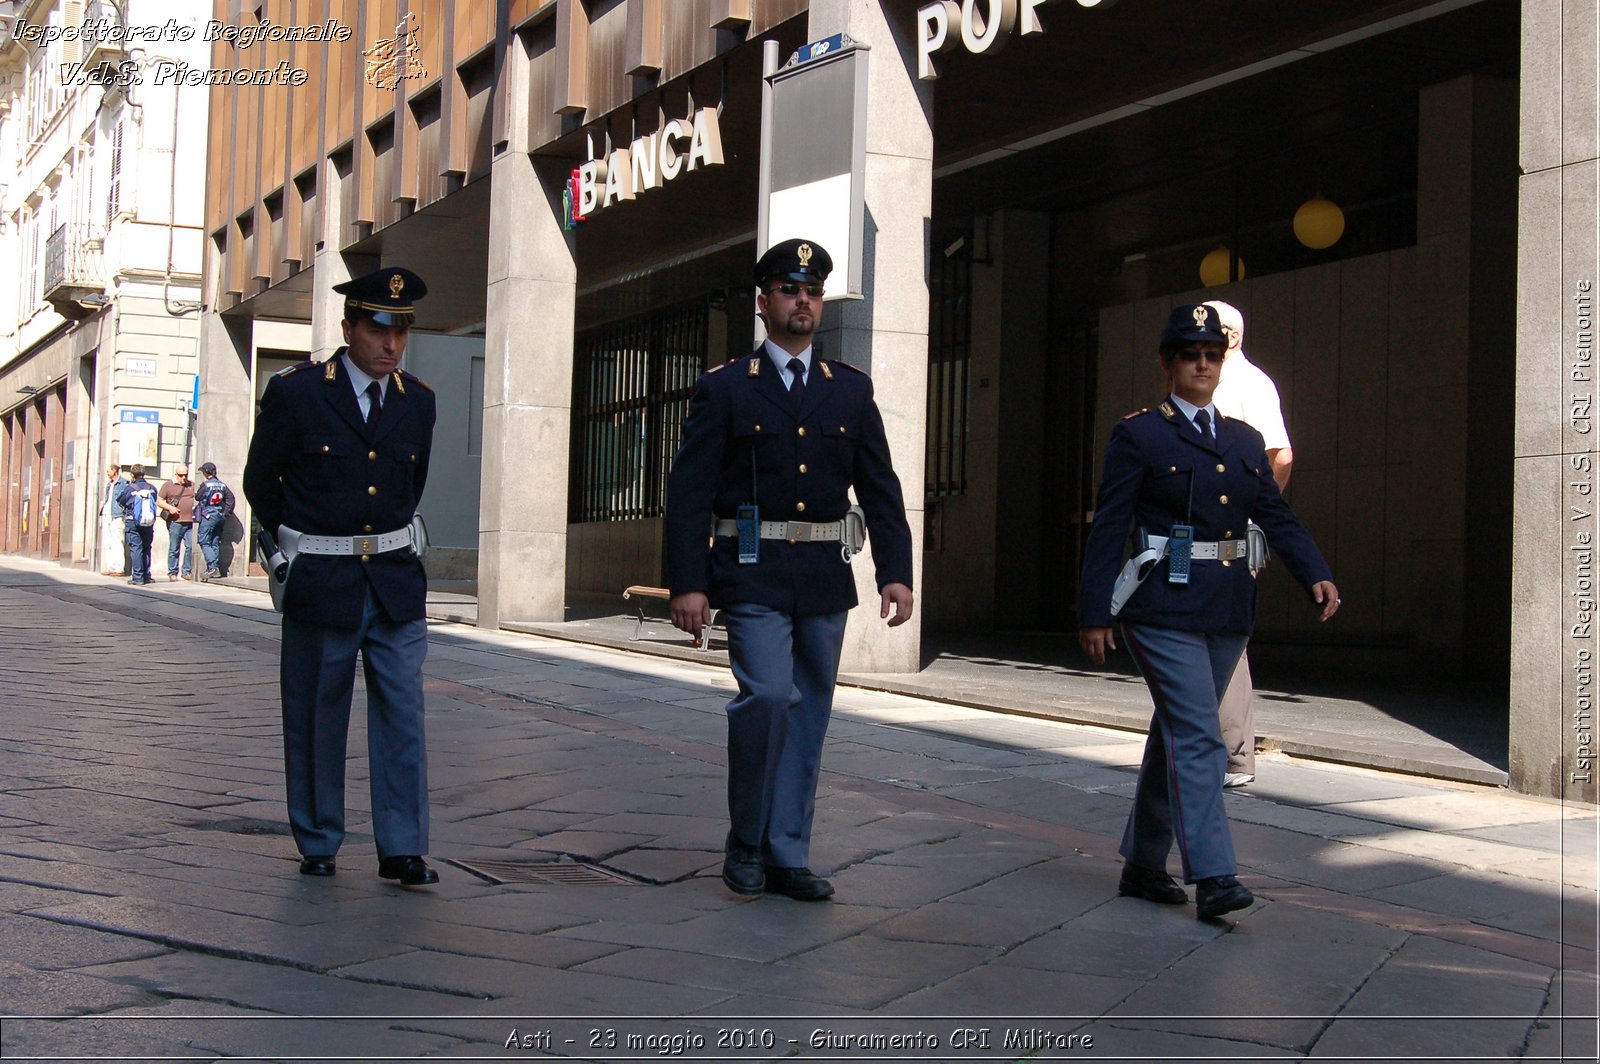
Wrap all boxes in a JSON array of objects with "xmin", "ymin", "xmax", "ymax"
[
  {"xmin": 755, "ymin": 238, "xmax": 833, "ymax": 287},
  {"xmin": 1160, "ymin": 303, "xmax": 1227, "ymax": 351},
  {"xmin": 333, "ymin": 267, "xmax": 427, "ymax": 326}
]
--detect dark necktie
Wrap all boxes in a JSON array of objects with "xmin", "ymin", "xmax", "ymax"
[
  {"xmin": 787, "ymin": 357, "xmax": 806, "ymax": 411},
  {"xmin": 1195, "ymin": 408, "xmax": 1212, "ymax": 440},
  {"xmin": 364, "ymin": 381, "xmax": 382, "ymax": 423}
]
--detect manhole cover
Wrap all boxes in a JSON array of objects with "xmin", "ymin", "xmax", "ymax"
[{"xmin": 448, "ymin": 857, "xmax": 641, "ymax": 886}]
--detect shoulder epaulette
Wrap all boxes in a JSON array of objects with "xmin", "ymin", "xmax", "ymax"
[
  {"xmin": 276, "ymin": 360, "xmax": 316, "ymax": 378},
  {"xmin": 826, "ymin": 359, "xmax": 866, "ymax": 376},
  {"xmin": 1120, "ymin": 407, "xmax": 1150, "ymax": 421},
  {"xmin": 707, "ymin": 359, "xmax": 734, "ymax": 375},
  {"xmin": 395, "ymin": 369, "xmax": 433, "ymax": 393}
]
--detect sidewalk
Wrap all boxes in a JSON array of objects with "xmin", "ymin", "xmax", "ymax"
[{"xmin": 0, "ymin": 557, "xmax": 1594, "ymax": 1062}]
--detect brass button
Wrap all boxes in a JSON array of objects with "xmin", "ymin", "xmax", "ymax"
[
  {"xmin": 798, "ymin": 427, "xmax": 807, "ymax": 437},
  {"xmin": 788, "ymin": 538, "xmax": 797, "ymax": 545},
  {"xmin": 799, "ymin": 464, "xmax": 808, "ymax": 474},
  {"xmin": 368, "ymin": 486, "xmax": 377, "ymax": 496},
  {"xmin": 1224, "ymin": 531, "xmax": 1233, "ymax": 538},
  {"xmin": 754, "ymin": 424, "xmax": 761, "ymax": 433},
  {"xmin": 1221, "ymin": 560, "xmax": 1232, "ymax": 568},
  {"xmin": 369, "ymin": 451, "xmax": 377, "ymax": 460},
  {"xmin": 1169, "ymin": 466, "xmax": 1177, "ymax": 472},
  {"xmin": 796, "ymin": 502, "xmax": 806, "ymax": 512},
  {"xmin": 839, "ymin": 426, "xmax": 847, "ymax": 433},
  {"xmin": 1219, "ymin": 495, "xmax": 1229, "ymax": 505},
  {"xmin": 322, "ymin": 445, "xmax": 330, "ymax": 454},
  {"xmin": 1216, "ymin": 463, "xmax": 1225, "ymax": 473},
  {"xmin": 361, "ymin": 554, "xmax": 371, "ymax": 563},
  {"xmin": 361, "ymin": 539, "xmax": 372, "ymax": 552},
  {"xmin": 363, "ymin": 524, "xmax": 373, "ymax": 532}
]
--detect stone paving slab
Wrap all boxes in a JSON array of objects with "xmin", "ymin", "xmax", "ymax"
[{"xmin": 2, "ymin": 560, "xmax": 1595, "ymax": 1062}]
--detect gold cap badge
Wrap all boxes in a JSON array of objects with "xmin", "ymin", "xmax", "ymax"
[
  {"xmin": 389, "ymin": 273, "xmax": 405, "ymax": 298},
  {"xmin": 1192, "ymin": 305, "xmax": 1209, "ymax": 327},
  {"xmin": 797, "ymin": 243, "xmax": 813, "ymax": 268}
]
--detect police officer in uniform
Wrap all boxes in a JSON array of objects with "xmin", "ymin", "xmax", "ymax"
[
  {"xmin": 665, "ymin": 239, "xmax": 915, "ymax": 900},
  {"xmin": 1078, "ymin": 304, "xmax": 1339, "ymax": 920},
  {"xmin": 243, "ymin": 267, "xmax": 439, "ymax": 886}
]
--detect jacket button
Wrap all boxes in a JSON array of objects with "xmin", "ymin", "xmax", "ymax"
[
  {"xmin": 1219, "ymin": 495, "xmax": 1229, "ymax": 504},
  {"xmin": 1169, "ymin": 466, "xmax": 1177, "ymax": 472},
  {"xmin": 1216, "ymin": 463, "xmax": 1225, "ymax": 473},
  {"xmin": 322, "ymin": 445, "xmax": 330, "ymax": 453},
  {"xmin": 839, "ymin": 426, "xmax": 847, "ymax": 433},
  {"xmin": 1221, "ymin": 559, "xmax": 1232, "ymax": 568},
  {"xmin": 796, "ymin": 502, "xmax": 806, "ymax": 512},
  {"xmin": 1224, "ymin": 531, "xmax": 1233, "ymax": 538},
  {"xmin": 754, "ymin": 425, "xmax": 761, "ymax": 432},
  {"xmin": 798, "ymin": 427, "xmax": 807, "ymax": 437},
  {"xmin": 368, "ymin": 486, "xmax": 378, "ymax": 496},
  {"xmin": 369, "ymin": 451, "xmax": 378, "ymax": 460},
  {"xmin": 363, "ymin": 525, "xmax": 373, "ymax": 532},
  {"xmin": 361, "ymin": 554, "xmax": 371, "ymax": 563},
  {"xmin": 799, "ymin": 464, "xmax": 808, "ymax": 473}
]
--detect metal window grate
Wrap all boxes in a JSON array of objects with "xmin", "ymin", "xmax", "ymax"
[{"xmin": 570, "ymin": 298, "xmax": 706, "ymax": 523}]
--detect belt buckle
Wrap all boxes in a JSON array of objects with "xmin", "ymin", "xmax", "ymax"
[
  {"xmin": 786, "ymin": 521, "xmax": 805, "ymax": 542},
  {"xmin": 360, "ymin": 538, "xmax": 372, "ymax": 553}
]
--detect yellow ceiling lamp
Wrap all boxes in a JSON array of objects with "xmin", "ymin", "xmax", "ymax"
[
  {"xmin": 1293, "ymin": 196, "xmax": 1345, "ymax": 249},
  {"xmin": 1199, "ymin": 246, "xmax": 1244, "ymax": 288}
]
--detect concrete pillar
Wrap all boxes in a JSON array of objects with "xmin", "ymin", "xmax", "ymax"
[
  {"xmin": 1511, "ymin": 1, "xmax": 1599, "ymax": 802},
  {"xmin": 193, "ymin": 310, "xmax": 253, "ymax": 566},
  {"xmin": 807, "ymin": 0, "xmax": 933, "ymax": 673},
  {"xmin": 476, "ymin": 150, "xmax": 577, "ymax": 627}
]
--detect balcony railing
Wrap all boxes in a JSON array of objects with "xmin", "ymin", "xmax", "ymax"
[{"xmin": 43, "ymin": 223, "xmax": 106, "ymax": 316}]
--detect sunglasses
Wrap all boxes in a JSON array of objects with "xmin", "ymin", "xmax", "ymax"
[
  {"xmin": 1173, "ymin": 346, "xmax": 1226, "ymax": 363},
  {"xmin": 768, "ymin": 282, "xmax": 826, "ymax": 299}
]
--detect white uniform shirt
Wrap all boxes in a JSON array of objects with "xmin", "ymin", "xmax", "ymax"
[{"xmin": 1213, "ymin": 351, "xmax": 1291, "ymax": 452}]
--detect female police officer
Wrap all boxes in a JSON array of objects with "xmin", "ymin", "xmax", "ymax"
[{"xmin": 1078, "ymin": 304, "xmax": 1340, "ymax": 920}]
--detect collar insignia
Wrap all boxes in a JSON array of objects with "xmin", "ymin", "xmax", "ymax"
[
  {"xmin": 748, "ymin": 357, "xmax": 761, "ymax": 376},
  {"xmin": 392, "ymin": 371, "xmax": 405, "ymax": 395},
  {"xmin": 1159, "ymin": 401, "xmax": 1177, "ymax": 419},
  {"xmin": 324, "ymin": 359, "xmax": 338, "ymax": 382},
  {"xmin": 818, "ymin": 361, "xmax": 833, "ymax": 380}
]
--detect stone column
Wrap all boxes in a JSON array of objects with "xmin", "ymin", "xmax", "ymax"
[
  {"xmin": 476, "ymin": 149, "xmax": 577, "ymax": 627},
  {"xmin": 1511, "ymin": 1, "xmax": 1599, "ymax": 802},
  {"xmin": 193, "ymin": 310, "xmax": 254, "ymax": 568},
  {"xmin": 807, "ymin": 0, "xmax": 933, "ymax": 674}
]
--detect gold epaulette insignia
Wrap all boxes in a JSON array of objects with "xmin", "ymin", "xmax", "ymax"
[
  {"xmin": 819, "ymin": 361, "xmax": 834, "ymax": 380},
  {"xmin": 324, "ymin": 359, "xmax": 338, "ymax": 382},
  {"xmin": 1158, "ymin": 401, "xmax": 1177, "ymax": 419},
  {"xmin": 747, "ymin": 357, "xmax": 761, "ymax": 377},
  {"xmin": 1120, "ymin": 407, "xmax": 1149, "ymax": 421},
  {"xmin": 392, "ymin": 371, "xmax": 406, "ymax": 395}
]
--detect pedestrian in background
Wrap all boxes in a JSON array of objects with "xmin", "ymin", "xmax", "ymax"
[
  {"xmin": 194, "ymin": 462, "xmax": 235, "ymax": 579},
  {"xmin": 158, "ymin": 465, "xmax": 197, "ymax": 581},
  {"xmin": 99, "ymin": 464, "xmax": 128, "ymax": 576},
  {"xmin": 115, "ymin": 464, "xmax": 158, "ymax": 586}
]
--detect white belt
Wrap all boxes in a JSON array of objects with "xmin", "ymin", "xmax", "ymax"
[
  {"xmin": 1146, "ymin": 535, "xmax": 1249, "ymax": 561},
  {"xmin": 283, "ymin": 526, "xmax": 412, "ymax": 556},
  {"xmin": 714, "ymin": 518, "xmax": 844, "ymax": 543}
]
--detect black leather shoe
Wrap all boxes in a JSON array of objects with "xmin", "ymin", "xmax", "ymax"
[
  {"xmin": 1118, "ymin": 862, "xmax": 1188, "ymax": 905},
  {"xmin": 378, "ymin": 855, "xmax": 439, "ymax": 885},
  {"xmin": 299, "ymin": 856, "xmax": 336, "ymax": 877},
  {"xmin": 1195, "ymin": 875, "xmax": 1254, "ymax": 919},
  {"xmin": 764, "ymin": 866, "xmax": 834, "ymax": 901},
  {"xmin": 721, "ymin": 833, "xmax": 764, "ymax": 896}
]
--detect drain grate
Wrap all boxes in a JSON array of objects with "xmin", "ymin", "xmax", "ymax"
[{"xmin": 447, "ymin": 857, "xmax": 641, "ymax": 886}]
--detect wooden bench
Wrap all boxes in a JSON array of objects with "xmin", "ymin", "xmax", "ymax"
[{"xmin": 622, "ymin": 586, "xmax": 720, "ymax": 650}]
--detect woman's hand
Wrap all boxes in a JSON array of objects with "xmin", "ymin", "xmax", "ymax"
[
  {"xmin": 1080, "ymin": 626, "xmax": 1117, "ymax": 665},
  {"xmin": 1312, "ymin": 581, "xmax": 1341, "ymax": 622}
]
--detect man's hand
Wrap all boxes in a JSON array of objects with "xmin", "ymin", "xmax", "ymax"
[
  {"xmin": 669, "ymin": 592, "xmax": 712, "ymax": 640},
  {"xmin": 880, "ymin": 583, "xmax": 914, "ymax": 627},
  {"xmin": 1080, "ymin": 626, "xmax": 1117, "ymax": 665}
]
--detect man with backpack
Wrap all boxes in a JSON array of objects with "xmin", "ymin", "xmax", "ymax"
[
  {"xmin": 194, "ymin": 462, "xmax": 235, "ymax": 579},
  {"xmin": 115, "ymin": 464, "xmax": 159, "ymax": 585}
]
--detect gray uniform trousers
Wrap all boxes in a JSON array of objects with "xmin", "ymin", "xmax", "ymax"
[{"xmin": 279, "ymin": 587, "xmax": 429, "ymax": 859}]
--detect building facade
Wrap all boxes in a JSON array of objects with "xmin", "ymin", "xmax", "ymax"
[
  {"xmin": 192, "ymin": 0, "xmax": 1591, "ymax": 801},
  {"xmin": 0, "ymin": 0, "xmax": 211, "ymax": 571}
]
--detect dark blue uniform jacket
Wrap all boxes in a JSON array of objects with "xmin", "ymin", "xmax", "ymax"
[
  {"xmin": 243, "ymin": 351, "xmax": 436, "ymax": 629},
  {"xmin": 1079, "ymin": 400, "xmax": 1332, "ymax": 633},
  {"xmin": 664, "ymin": 350, "xmax": 914, "ymax": 617}
]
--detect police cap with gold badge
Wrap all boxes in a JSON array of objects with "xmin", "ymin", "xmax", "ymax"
[
  {"xmin": 333, "ymin": 267, "xmax": 427, "ymax": 327},
  {"xmin": 755, "ymin": 238, "xmax": 833, "ymax": 286},
  {"xmin": 1159, "ymin": 303, "xmax": 1228, "ymax": 350}
]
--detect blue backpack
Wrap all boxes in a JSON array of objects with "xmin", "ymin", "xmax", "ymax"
[{"xmin": 131, "ymin": 486, "xmax": 157, "ymax": 528}]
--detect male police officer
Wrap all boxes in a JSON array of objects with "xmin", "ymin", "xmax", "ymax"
[
  {"xmin": 664, "ymin": 239, "xmax": 915, "ymax": 901},
  {"xmin": 243, "ymin": 267, "xmax": 439, "ymax": 885}
]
